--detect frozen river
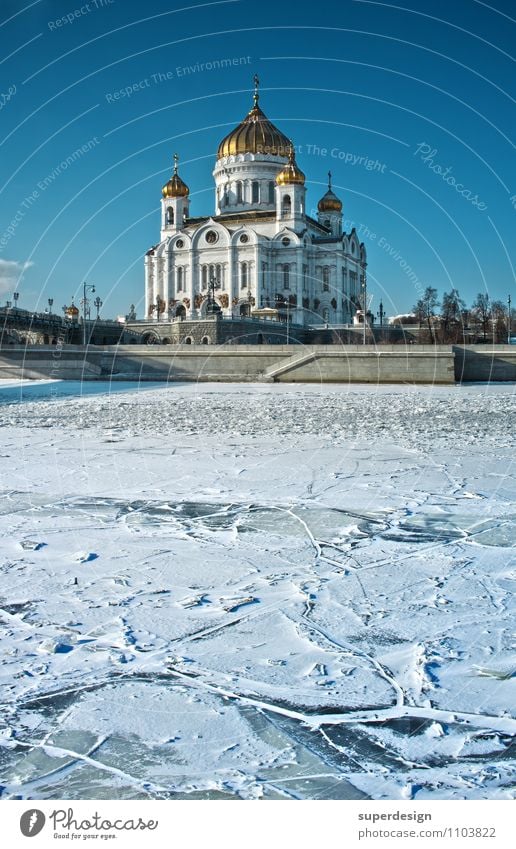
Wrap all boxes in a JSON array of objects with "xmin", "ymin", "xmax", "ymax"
[{"xmin": 0, "ymin": 381, "xmax": 515, "ymax": 800}]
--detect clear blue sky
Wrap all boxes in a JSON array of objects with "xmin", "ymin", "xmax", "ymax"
[{"xmin": 0, "ymin": 0, "xmax": 514, "ymax": 319}]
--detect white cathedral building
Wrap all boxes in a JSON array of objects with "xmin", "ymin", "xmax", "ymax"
[{"xmin": 144, "ymin": 80, "xmax": 367, "ymax": 326}]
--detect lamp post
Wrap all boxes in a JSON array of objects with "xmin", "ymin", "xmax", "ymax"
[
  {"xmin": 378, "ymin": 300, "xmax": 384, "ymax": 326},
  {"xmin": 48, "ymin": 298, "xmax": 54, "ymax": 315},
  {"xmin": 361, "ymin": 275, "xmax": 367, "ymax": 345},
  {"xmin": 82, "ymin": 282, "xmax": 95, "ymax": 345},
  {"xmin": 94, "ymin": 296, "xmax": 103, "ymax": 319},
  {"xmin": 13, "ymin": 292, "xmax": 19, "ymax": 310},
  {"xmin": 508, "ymin": 294, "xmax": 512, "ymax": 344},
  {"xmin": 6, "ymin": 301, "xmax": 12, "ymax": 310},
  {"xmin": 207, "ymin": 276, "xmax": 221, "ymax": 315}
]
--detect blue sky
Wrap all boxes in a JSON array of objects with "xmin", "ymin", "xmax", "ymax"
[{"xmin": 0, "ymin": 0, "xmax": 514, "ymax": 319}]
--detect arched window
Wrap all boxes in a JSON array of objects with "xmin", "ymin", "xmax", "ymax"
[
  {"xmin": 236, "ymin": 181, "xmax": 243, "ymax": 204},
  {"xmin": 303, "ymin": 264, "xmax": 308, "ymax": 292},
  {"xmin": 216, "ymin": 264, "xmax": 221, "ymax": 285},
  {"xmin": 262, "ymin": 262, "xmax": 267, "ymax": 288},
  {"xmin": 323, "ymin": 267, "xmax": 330, "ymax": 291},
  {"xmin": 322, "ymin": 308, "xmax": 330, "ymax": 322},
  {"xmin": 177, "ymin": 267, "xmax": 183, "ymax": 291},
  {"xmin": 166, "ymin": 206, "xmax": 174, "ymax": 225},
  {"xmin": 283, "ymin": 264, "xmax": 290, "ymax": 290},
  {"xmin": 282, "ymin": 194, "xmax": 291, "ymax": 218},
  {"xmin": 252, "ymin": 181, "xmax": 259, "ymax": 203},
  {"xmin": 241, "ymin": 262, "xmax": 248, "ymax": 289},
  {"xmin": 268, "ymin": 181, "xmax": 275, "ymax": 203},
  {"xmin": 202, "ymin": 266, "xmax": 207, "ymax": 289}
]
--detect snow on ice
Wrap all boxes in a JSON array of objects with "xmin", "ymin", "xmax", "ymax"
[{"xmin": 0, "ymin": 380, "xmax": 514, "ymax": 800}]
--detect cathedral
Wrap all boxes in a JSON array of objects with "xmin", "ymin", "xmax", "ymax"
[{"xmin": 144, "ymin": 79, "xmax": 367, "ymax": 327}]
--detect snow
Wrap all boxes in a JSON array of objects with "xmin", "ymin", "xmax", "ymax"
[{"xmin": 0, "ymin": 380, "xmax": 514, "ymax": 800}]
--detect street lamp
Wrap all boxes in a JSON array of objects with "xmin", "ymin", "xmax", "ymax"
[
  {"xmin": 361, "ymin": 275, "xmax": 367, "ymax": 345},
  {"xmin": 377, "ymin": 300, "xmax": 384, "ymax": 326},
  {"xmin": 94, "ymin": 296, "xmax": 103, "ymax": 319},
  {"xmin": 6, "ymin": 301, "xmax": 12, "ymax": 310},
  {"xmin": 82, "ymin": 282, "xmax": 95, "ymax": 345},
  {"xmin": 13, "ymin": 292, "xmax": 19, "ymax": 310},
  {"xmin": 48, "ymin": 298, "xmax": 54, "ymax": 314},
  {"xmin": 207, "ymin": 276, "xmax": 221, "ymax": 315}
]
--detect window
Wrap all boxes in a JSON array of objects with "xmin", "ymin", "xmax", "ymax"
[
  {"xmin": 216, "ymin": 264, "xmax": 221, "ymax": 286},
  {"xmin": 241, "ymin": 261, "xmax": 248, "ymax": 289},
  {"xmin": 262, "ymin": 262, "xmax": 267, "ymax": 288},
  {"xmin": 283, "ymin": 264, "xmax": 290, "ymax": 290},
  {"xmin": 166, "ymin": 206, "xmax": 174, "ymax": 225},
  {"xmin": 252, "ymin": 181, "xmax": 259, "ymax": 203},
  {"xmin": 177, "ymin": 267, "xmax": 183, "ymax": 291},
  {"xmin": 268, "ymin": 181, "xmax": 275, "ymax": 203},
  {"xmin": 322, "ymin": 308, "xmax": 330, "ymax": 322},
  {"xmin": 303, "ymin": 264, "xmax": 308, "ymax": 292},
  {"xmin": 282, "ymin": 194, "xmax": 291, "ymax": 218},
  {"xmin": 342, "ymin": 267, "xmax": 347, "ymax": 288},
  {"xmin": 323, "ymin": 267, "xmax": 330, "ymax": 291},
  {"xmin": 202, "ymin": 266, "xmax": 207, "ymax": 290},
  {"xmin": 236, "ymin": 181, "xmax": 243, "ymax": 204}
]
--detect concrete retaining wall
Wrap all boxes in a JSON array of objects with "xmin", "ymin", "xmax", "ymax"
[
  {"xmin": 0, "ymin": 344, "xmax": 456, "ymax": 384},
  {"xmin": 453, "ymin": 345, "xmax": 516, "ymax": 382}
]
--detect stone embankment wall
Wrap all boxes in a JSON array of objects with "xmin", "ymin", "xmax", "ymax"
[{"xmin": 1, "ymin": 344, "xmax": 515, "ymax": 383}]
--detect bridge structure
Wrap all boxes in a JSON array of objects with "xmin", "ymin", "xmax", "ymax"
[{"xmin": 0, "ymin": 308, "xmax": 146, "ymax": 347}]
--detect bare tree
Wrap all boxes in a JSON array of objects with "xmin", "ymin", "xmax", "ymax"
[
  {"xmin": 491, "ymin": 300, "xmax": 508, "ymax": 343},
  {"xmin": 471, "ymin": 293, "xmax": 490, "ymax": 342},
  {"xmin": 413, "ymin": 287, "xmax": 439, "ymax": 342},
  {"xmin": 440, "ymin": 289, "xmax": 466, "ymax": 342}
]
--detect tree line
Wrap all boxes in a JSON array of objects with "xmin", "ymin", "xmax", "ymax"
[{"xmin": 407, "ymin": 287, "xmax": 513, "ymax": 343}]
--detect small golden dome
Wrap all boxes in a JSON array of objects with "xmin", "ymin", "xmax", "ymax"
[
  {"xmin": 162, "ymin": 153, "xmax": 189, "ymax": 198},
  {"xmin": 276, "ymin": 145, "xmax": 305, "ymax": 185},
  {"xmin": 217, "ymin": 76, "xmax": 291, "ymax": 159},
  {"xmin": 318, "ymin": 171, "xmax": 342, "ymax": 212}
]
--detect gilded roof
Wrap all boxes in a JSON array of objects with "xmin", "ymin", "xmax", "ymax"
[{"xmin": 217, "ymin": 86, "xmax": 291, "ymax": 159}]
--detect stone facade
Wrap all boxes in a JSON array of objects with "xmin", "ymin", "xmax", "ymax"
[{"xmin": 145, "ymin": 84, "xmax": 367, "ymax": 329}]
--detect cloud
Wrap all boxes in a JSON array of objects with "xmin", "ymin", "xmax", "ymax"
[{"xmin": 0, "ymin": 259, "xmax": 33, "ymax": 297}]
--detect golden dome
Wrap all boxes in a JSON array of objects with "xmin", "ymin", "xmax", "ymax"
[
  {"xmin": 162, "ymin": 153, "xmax": 189, "ymax": 198},
  {"xmin": 276, "ymin": 145, "xmax": 305, "ymax": 185},
  {"xmin": 318, "ymin": 171, "xmax": 342, "ymax": 212},
  {"xmin": 217, "ymin": 77, "xmax": 291, "ymax": 159}
]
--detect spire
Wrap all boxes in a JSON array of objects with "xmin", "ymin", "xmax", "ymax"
[
  {"xmin": 328, "ymin": 170, "xmax": 332, "ymax": 190},
  {"xmin": 253, "ymin": 74, "xmax": 259, "ymax": 107}
]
